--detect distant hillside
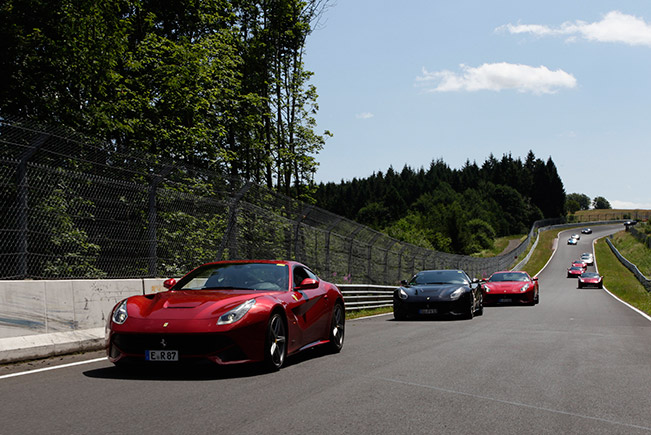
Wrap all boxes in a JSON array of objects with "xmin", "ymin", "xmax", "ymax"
[{"xmin": 572, "ymin": 209, "xmax": 651, "ymax": 222}]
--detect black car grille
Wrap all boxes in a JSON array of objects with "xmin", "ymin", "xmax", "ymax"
[{"xmin": 112, "ymin": 333, "xmax": 241, "ymax": 360}]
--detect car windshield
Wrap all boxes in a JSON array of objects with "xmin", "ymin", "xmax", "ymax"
[
  {"xmin": 175, "ymin": 263, "xmax": 289, "ymax": 291},
  {"xmin": 410, "ymin": 270, "xmax": 469, "ymax": 285},
  {"xmin": 581, "ymin": 273, "xmax": 599, "ymax": 278},
  {"xmin": 488, "ymin": 272, "xmax": 529, "ymax": 282}
]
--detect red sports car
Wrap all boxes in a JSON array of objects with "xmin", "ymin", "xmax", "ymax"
[
  {"xmin": 106, "ymin": 260, "xmax": 345, "ymax": 371},
  {"xmin": 571, "ymin": 260, "xmax": 587, "ymax": 269},
  {"xmin": 567, "ymin": 266, "xmax": 585, "ymax": 278},
  {"xmin": 481, "ymin": 271, "xmax": 539, "ymax": 305},
  {"xmin": 578, "ymin": 272, "xmax": 604, "ymax": 289}
]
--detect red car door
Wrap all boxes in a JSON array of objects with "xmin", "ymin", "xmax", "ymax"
[{"xmin": 288, "ymin": 265, "xmax": 331, "ymax": 345}]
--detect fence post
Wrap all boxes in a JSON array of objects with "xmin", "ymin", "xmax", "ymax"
[
  {"xmin": 383, "ymin": 241, "xmax": 397, "ymax": 284},
  {"xmin": 347, "ymin": 225, "xmax": 364, "ymax": 280},
  {"xmin": 324, "ymin": 217, "xmax": 342, "ymax": 277},
  {"xmin": 216, "ymin": 181, "xmax": 253, "ymax": 261},
  {"xmin": 147, "ymin": 165, "xmax": 172, "ymax": 277},
  {"xmin": 16, "ymin": 133, "xmax": 49, "ymax": 279},
  {"xmin": 366, "ymin": 232, "xmax": 382, "ymax": 283},
  {"xmin": 293, "ymin": 205, "xmax": 314, "ymax": 263}
]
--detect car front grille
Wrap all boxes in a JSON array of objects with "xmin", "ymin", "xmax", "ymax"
[{"xmin": 112, "ymin": 333, "xmax": 237, "ymax": 358}]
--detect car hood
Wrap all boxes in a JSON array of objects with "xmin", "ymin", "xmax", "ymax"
[
  {"xmin": 125, "ymin": 290, "xmax": 273, "ymax": 320},
  {"xmin": 404, "ymin": 284, "xmax": 466, "ymax": 298},
  {"xmin": 483, "ymin": 281, "xmax": 528, "ymax": 293}
]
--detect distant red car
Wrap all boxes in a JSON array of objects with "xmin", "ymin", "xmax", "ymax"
[
  {"xmin": 481, "ymin": 271, "xmax": 539, "ymax": 305},
  {"xmin": 571, "ymin": 260, "xmax": 587, "ymax": 269},
  {"xmin": 567, "ymin": 266, "xmax": 585, "ymax": 278},
  {"xmin": 578, "ymin": 272, "xmax": 603, "ymax": 289},
  {"xmin": 106, "ymin": 260, "xmax": 345, "ymax": 371}
]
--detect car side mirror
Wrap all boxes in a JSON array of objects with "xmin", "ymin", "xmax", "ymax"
[
  {"xmin": 296, "ymin": 278, "xmax": 319, "ymax": 290},
  {"xmin": 400, "ymin": 279, "xmax": 408, "ymax": 286},
  {"xmin": 163, "ymin": 278, "xmax": 177, "ymax": 290},
  {"xmin": 533, "ymin": 277, "xmax": 538, "ymax": 281}
]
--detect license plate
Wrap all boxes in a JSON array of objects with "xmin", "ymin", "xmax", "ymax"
[
  {"xmin": 498, "ymin": 298, "xmax": 512, "ymax": 303},
  {"xmin": 419, "ymin": 308, "xmax": 437, "ymax": 314},
  {"xmin": 146, "ymin": 350, "xmax": 179, "ymax": 361}
]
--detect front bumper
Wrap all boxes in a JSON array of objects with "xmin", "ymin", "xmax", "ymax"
[{"xmin": 393, "ymin": 296, "xmax": 469, "ymax": 317}]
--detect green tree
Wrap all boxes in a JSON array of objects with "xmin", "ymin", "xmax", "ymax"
[
  {"xmin": 593, "ymin": 196, "xmax": 612, "ymax": 209},
  {"xmin": 567, "ymin": 193, "xmax": 591, "ymax": 211},
  {"xmin": 566, "ymin": 199, "xmax": 580, "ymax": 214}
]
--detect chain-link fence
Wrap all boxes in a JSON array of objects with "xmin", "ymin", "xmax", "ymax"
[{"xmin": 1, "ymin": 116, "xmax": 561, "ymax": 284}]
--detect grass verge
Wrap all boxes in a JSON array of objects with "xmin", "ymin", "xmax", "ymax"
[
  {"xmin": 610, "ymin": 230, "xmax": 651, "ymax": 277},
  {"xmin": 346, "ymin": 306, "xmax": 392, "ymax": 320},
  {"xmin": 594, "ymin": 237, "xmax": 651, "ymax": 316}
]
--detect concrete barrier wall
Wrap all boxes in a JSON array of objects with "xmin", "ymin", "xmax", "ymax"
[{"xmin": 0, "ymin": 278, "xmax": 166, "ymax": 340}]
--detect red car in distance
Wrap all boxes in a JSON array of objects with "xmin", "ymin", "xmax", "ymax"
[
  {"xmin": 567, "ymin": 266, "xmax": 585, "ymax": 278},
  {"xmin": 106, "ymin": 260, "xmax": 345, "ymax": 371},
  {"xmin": 571, "ymin": 260, "xmax": 587, "ymax": 269},
  {"xmin": 481, "ymin": 271, "xmax": 539, "ymax": 305},
  {"xmin": 578, "ymin": 272, "xmax": 604, "ymax": 289}
]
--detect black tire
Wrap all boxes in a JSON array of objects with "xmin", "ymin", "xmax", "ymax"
[
  {"xmin": 476, "ymin": 294, "xmax": 484, "ymax": 316},
  {"xmin": 534, "ymin": 290, "xmax": 540, "ymax": 305},
  {"xmin": 393, "ymin": 304, "xmax": 407, "ymax": 320},
  {"xmin": 465, "ymin": 295, "xmax": 475, "ymax": 320},
  {"xmin": 327, "ymin": 303, "xmax": 345, "ymax": 353},
  {"xmin": 264, "ymin": 312, "xmax": 287, "ymax": 371}
]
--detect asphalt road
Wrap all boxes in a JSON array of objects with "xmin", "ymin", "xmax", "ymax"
[{"xmin": 2, "ymin": 223, "xmax": 650, "ymax": 434}]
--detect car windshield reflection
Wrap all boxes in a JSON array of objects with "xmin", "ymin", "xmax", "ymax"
[
  {"xmin": 410, "ymin": 270, "xmax": 468, "ymax": 285},
  {"xmin": 176, "ymin": 263, "xmax": 290, "ymax": 291},
  {"xmin": 488, "ymin": 273, "xmax": 528, "ymax": 282}
]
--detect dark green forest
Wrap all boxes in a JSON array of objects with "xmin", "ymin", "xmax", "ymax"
[{"xmin": 315, "ymin": 152, "xmax": 566, "ymax": 255}]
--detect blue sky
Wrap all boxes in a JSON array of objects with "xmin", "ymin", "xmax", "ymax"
[{"xmin": 304, "ymin": 1, "xmax": 651, "ymax": 209}]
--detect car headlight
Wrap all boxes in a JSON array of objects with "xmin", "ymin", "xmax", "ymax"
[
  {"xmin": 217, "ymin": 299, "xmax": 256, "ymax": 325},
  {"xmin": 112, "ymin": 299, "xmax": 128, "ymax": 325},
  {"xmin": 449, "ymin": 288, "xmax": 464, "ymax": 300},
  {"xmin": 520, "ymin": 283, "xmax": 530, "ymax": 292},
  {"xmin": 398, "ymin": 288, "xmax": 408, "ymax": 300}
]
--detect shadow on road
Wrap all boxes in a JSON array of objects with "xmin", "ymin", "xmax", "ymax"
[{"xmin": 82, "ymin": 346, "xmax": 333, "ymax": 381}]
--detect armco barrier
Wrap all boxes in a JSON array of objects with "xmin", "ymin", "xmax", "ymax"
[
  {"xmin": 338, "ymin": 284, "xmax": 396, "ymax": 311},
  {"xmin": 605, "ymin": 237, "xmax": 651, "ymax": 292}
]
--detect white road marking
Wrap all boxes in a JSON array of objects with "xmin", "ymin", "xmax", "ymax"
[{"xmin": 0, "ymin": 357, "xmax": 106, "ymax": 380}]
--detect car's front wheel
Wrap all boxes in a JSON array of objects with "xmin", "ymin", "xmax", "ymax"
[
  {"xmin": 393, "ymin": 303, "xmax": 407, "ymax": 320},
  {"xmin": 327, "ymin": 303, "xmax": 345, "ymax": 353},
  {"xmin": 264, "ymin": 313, "xmax": 287, "ymax": 371},
  {"xmin": 464, "ymin": 295, "xmax": 475, "ymax": 320}
]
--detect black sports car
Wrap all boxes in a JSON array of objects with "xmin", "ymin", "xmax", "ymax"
[{"xmin": 393, "ymin": 269, "xmax": 483, "ymax": 320}]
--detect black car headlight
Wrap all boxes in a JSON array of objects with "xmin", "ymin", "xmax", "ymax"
[
  {"xmin": 398, "ymin": 288, "xmax": 408, "ymax": 300},
  {"xmin": 449, "ymin": 288, "xmax": 464, "ymax": 300},
  {"xmin": 112, "ymin": 299, "xmax": 128, "ymax": 325},
  {"xmin": 218, "ymin": 299, "xmax": 256, "ymax": 325}
]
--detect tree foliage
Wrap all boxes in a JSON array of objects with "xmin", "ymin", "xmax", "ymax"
[
  {"xmin": 0, "ymin": 0, "xmax": 329, "ymax": 199},
  {"xmin": 567, "ymin": 193, "xmax": 591, "ymax": 211},
  {"xmin": 315, "ymin": 152, "xmax": 563, "ymax": 255},
  {"xmin": 592, "ymin": 196, "xmax": 612, "ymax": 210}
]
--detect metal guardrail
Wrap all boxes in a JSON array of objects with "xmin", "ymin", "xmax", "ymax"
[{"xmin": 339, "ymin": 284, "xmax": 396, "ymax": 311}]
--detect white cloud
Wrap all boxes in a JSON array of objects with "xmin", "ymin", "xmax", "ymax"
[
  {"xmin": 356, "ymin": 112, "xmax": 374, "ymax": 119},
  {"xmin": 416, "ymin": 62, "xmax": 577, "ymax": 94},
  {"xmin": 498, "ymin": 11, "xmax": 651, "ymax": 46}
]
